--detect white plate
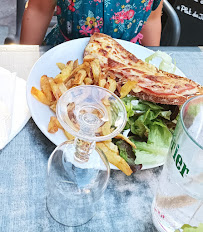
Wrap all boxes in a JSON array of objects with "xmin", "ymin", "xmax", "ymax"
[{"xmin": 26, "ymin": 37, "xmax": 185, "ymax": 170}]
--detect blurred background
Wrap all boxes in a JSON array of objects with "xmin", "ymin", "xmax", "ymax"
[
  {"xmin": 162, "ymin": 0, "xmax": 203, "ymax": 46},
  {"xmin": 0, "ymin": 0, "xmax": 15, "ymax": 44},
  {"xmin": 0, "ymin": 0, "xmax": 202, "ymax": 46}
]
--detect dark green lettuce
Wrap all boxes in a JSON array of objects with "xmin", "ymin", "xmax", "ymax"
[{"xmin": 113, "ymin": 139, "xmax": 142, "ymax": 172}]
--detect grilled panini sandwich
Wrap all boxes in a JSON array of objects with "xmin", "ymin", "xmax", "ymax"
[{"xmin": 84, "ymin": 33, "xmax": 203, "ymax": 105}]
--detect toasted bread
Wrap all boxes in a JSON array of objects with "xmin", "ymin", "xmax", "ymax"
[{"xmin": 84, "ymin": 33, "xmax": 203, "ymax": 105}]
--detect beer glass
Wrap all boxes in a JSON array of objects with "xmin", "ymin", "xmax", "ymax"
[{"xmin": 152, "ymin": 95, "xmax": 203, "ymax": 232}]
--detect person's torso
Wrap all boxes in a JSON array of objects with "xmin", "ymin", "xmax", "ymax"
[{"xmin": 44, "ymin": 0, "xmax": 159, "ymax": 45}]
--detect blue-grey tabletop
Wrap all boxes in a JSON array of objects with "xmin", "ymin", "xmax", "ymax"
[{"xmin": 0, "ymin": 46, "xmax": 203, "ymax": 232}]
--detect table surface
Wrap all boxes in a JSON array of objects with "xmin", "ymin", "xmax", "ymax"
[{"xmin": 0, "ymin": 45, "xmax": 203, "ymax": 232}]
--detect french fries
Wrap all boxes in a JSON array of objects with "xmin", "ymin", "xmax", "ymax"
[
  {"xmin": 115, "ymin": 134, "xmax": 136, "ymax": 149},
  {"xmin": 106, "ymin": 78, "xmax": 117, "ymax": 93},
  {"xmin": 54, "ymin": 61, "xmax": 74, "ymax": 83},
  {"xmin": 31, "ymin": 57, "xmax": 136, "ymax": 176},
  {"xmin": 73, "ymin": 69, "xmax": 87, "ymax": 85},
  {"xmin": 40, "ymin": 75, "xmax": 55, "ymax": 102},
  {"xmin": 90, "ymin": 59, "xmax": 101, "ymax": 84},
  {"xmin": 49, "ymin": 78, "xmax": 62, "ymax": 100},
  {"xmin": 31, "ymin": 87, "xmax": 51, "ymax": 106},
  {"xmin": 56, "ymin": 62, "xmax": 66, "ymax": 70},
  {"xmin": 120, "ymin": 80, "xmax": 137, "ymax": 98},
  {"xmin": 48, "ymin": 116, "xmax": 63, "ymax": 133},
  {"xmin": 97, "ymin": 142, "xmax": 133, "ymax": 176},
  {"xmin": 49, "ymin": 101, "xmax": 57, "ymax": 112},
  {"xmin": 64, "ymin": 130, "xmax": 75, "ymax": 140}
]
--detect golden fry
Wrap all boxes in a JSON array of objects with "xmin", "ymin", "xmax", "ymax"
[
  {"xmin": 96, "ymin": 142, "xmax": 133, "ymax": 176},
  {"xmin": 84, "ymin": 77, "xmax": 93, "ymax": 85},
  {"xmin": 64, "ymin": 62, "xmax": 89, "ymax": 85},
  {"xmin": 31, "ymin": 87, "xmax": 51, "ymax": 106},
  {"xmin": 103, "ymin": 141, "xmax": 119, "ymax": 153},
  {"xmin": 66, "ymin": 102, "xmax": 80, "ymax": 131},
  {"xmin": 107, "ymin": 78, "xmax": 117, "ymax": 93},
  {"xmin": 64, "ymin": 130, "xmax": 75, "ymax": 140},
  {"xmin": 48, "ymin": 116, "xmax": 60, "ymax": 133},
  {"xmin": 120, "ymin": 80, "xmax": 137, "ymax": 98},
  {"xmin": 40, "ymin": 75, "xmax": 55, "ymax": 102},
  {"xmin": 73, "ymin": 69, "xmax": 87, "ymax": 85},
  {"xmin": 55, "ymin": 117, "xmax": 63, "ymax": 129},
  {"xmin": 65, "ymin": 79, "xmax": 73, "ymax": 90},
  {"xmin": 115, "ymin": 134, "xmax": 136, "ymax": 149},
  {"xmin": 31, "ymin": 57, "xmax": 138, "ymax": 176},
  {"xmin": 99, "ymin": 78, "xmax": 106, "ymax": 88},
  {"xmin": 58, "ymin": 83, "xmax": 67, "ymax": 95},
  {"xmin": 85, "ymin": 65, "xmax": 92, "ymax": 79},
  {"xmin": 49, "ymin": 101, "xmax": 57, "ymax": 112},
  {"xmin": 49, "ymin": 78, "xmax": 62, "ymax": 100},
  {"xmin": 54, "ymin": 61, "xmax": 74, "ymax": 83},
  {"xmin": 102, "ymin": 96, "xmax": 111, "ymax": 106},
  {"xmin": 101, "ymin": 121, "xmax": 111, "ymax": 136},
  {"xmin": 56, "ymin": 62, "xmax": 66, "ymax": 70},
  {"xmin": 90, "ymin": 59, "xmax": 101, "ymax": 84},
  {"xmin": 73, "ymin": 59, "xmax": 79, "ymax": 69}
]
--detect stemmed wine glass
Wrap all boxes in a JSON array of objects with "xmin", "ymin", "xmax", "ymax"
[{"xmin": 46, "ymin": 85, "xmax": 127, "ymax": 226}]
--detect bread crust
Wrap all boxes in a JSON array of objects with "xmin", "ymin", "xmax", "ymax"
[
  {"xmin": 84, "ymin": 33, "xmax": 203, "ymax": 105},
  {"xmin": 130, "ymin": 91, "xmax": 188, "ymax": 105}
]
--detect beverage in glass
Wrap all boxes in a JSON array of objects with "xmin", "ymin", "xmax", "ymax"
[{"xmin": 152, "ymin": 95, "xmax": 203, "ymax": 232}]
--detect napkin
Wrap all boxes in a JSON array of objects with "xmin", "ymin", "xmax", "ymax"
[{"xmin": 0, "ymin": 67, "xmax": 31, "ymax": 149}]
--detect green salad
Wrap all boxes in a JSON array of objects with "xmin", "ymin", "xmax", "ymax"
[
  {"xmin": 120, "ymin": 95, "xmax": 178, "ymax": 166},
  {"xmin": 175, "ymin": 223, "xmax": 203, "ymax": 232},
  {"xmin": 113, "ymin": 51, "xmax": 179, "ymax": 170}
]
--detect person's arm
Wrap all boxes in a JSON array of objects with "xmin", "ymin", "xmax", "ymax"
[
  {"xmin": 140, "ymin": 0, "xmax": 163, "ymax": 46},
  {"xmin": 20, "ymin": 0, "xmax": 56, "ymax": 45}
]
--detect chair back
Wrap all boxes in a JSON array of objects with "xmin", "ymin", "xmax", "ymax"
[{"xmin": 161, "ymin": 0, "xmax": 181, "ymax": 46}]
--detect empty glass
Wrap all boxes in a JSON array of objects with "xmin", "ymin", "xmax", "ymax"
[{"xmin": 46, "ymin": 85, "xmax": 127, "ymax": 226}]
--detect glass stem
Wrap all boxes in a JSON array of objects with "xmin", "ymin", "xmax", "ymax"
[{"xmin": 74, "ymin": 138, "xmax": 95, "ymax": 163}]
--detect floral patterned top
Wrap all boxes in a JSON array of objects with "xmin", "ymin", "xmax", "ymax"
[{"xmin": 44, "ymin": 0, "xmax": 161, "ymax": 46}]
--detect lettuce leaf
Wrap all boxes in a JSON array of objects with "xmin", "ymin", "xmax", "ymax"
[
  {"xmin": 131, "ymin": 121, "xmax": 172, "ymax": 164},
  {"xmin": 132, "ymin": 150, "xmax": 166, "ymax": 165},
  {"xmin": 175, "ymin": 223, "xmax": 203, "ymax": 232},
  {"xmin": 145, "ymin": 50, "xmax": 176, "ymax": 73},
  {"xmin": 121, "ymin": 95, "xmax": 173, "ymax": 166},
  {"xmin": 114, "ymin": 139, "xmax": 142, "ymax": 172}
]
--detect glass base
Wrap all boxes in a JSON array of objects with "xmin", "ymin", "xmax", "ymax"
[
  {"xmin": 46, "ymin": 197, "xmax": 96, "ymax": 227},
  {"xmin": 46, "ymin": 140, "xmax": 110, "ymax": 226}
]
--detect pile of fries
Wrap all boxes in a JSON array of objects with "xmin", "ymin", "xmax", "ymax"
[{"xmin": 31, "ymin": 56, "xmax": 137, "ymax": 176}]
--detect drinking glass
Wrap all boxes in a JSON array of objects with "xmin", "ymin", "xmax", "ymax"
[
  {"xmin": 46, "ymin": 85, "xmax": 127, "ymax": 226},
  {"xmin": 151, "ymin": 95, "xmax": 203, "ymax": 232}
]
